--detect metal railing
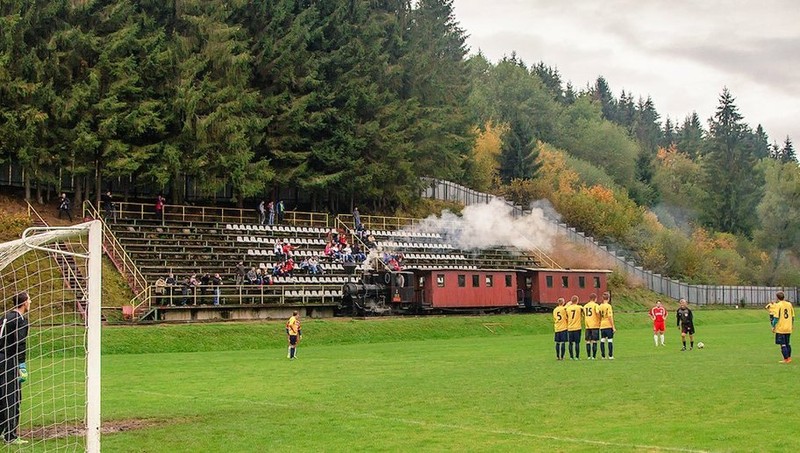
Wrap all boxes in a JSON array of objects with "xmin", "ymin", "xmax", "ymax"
[
  {"xmin": 83, "ymin": 200, "xmax": 152, "ymax": 315},
  {"xmin": 25, "ymin": 201, "xmax": 90, "ymax": 318},
  {"xmin": 335, "ymin": 216, "xmax": 389, "ymax": 272},
  {"xmin": 102, "ymin": 200, "xmax": 330, "ymax": 228}
]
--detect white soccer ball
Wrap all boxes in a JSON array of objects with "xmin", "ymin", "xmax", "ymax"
[{"xmin": 697, "ymin": 342, "xmax": 705, "ymax": 349}]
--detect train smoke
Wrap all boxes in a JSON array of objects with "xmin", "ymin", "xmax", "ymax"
[{"xmin": 411, "ymin": 199, "xmax": 557, "ymax": 252}]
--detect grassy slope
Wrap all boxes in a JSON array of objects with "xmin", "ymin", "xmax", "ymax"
[{"xmin": 91, "ymin": 309, "xmax": 794, "ymax": 453}]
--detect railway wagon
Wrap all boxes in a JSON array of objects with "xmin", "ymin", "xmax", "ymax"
[
  {"xmin": 519, "ymin": 268, "xmax": 612, "ymax": 309},
  {"xmin": 414, "ymin": 268, "xmax": 520, "ymax": 311}
]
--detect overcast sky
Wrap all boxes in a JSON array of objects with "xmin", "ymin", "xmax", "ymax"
[{"xmin": 452, "ymin": 0, "xmax": 800, "ymax": 144}]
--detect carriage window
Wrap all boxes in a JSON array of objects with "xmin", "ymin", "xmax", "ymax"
[
  {"xmin": 436, "ymin": 274, "xmax": 445, "ymax": 287},
  {"xmin": 486, "ymin": 275, "xmax": 493, "ymax": 287},
  {"xmin": 546, "ymin": 276, "xmax": 553, "ymax": 288},
  {"xmin": 561, "ymin": 276, "xmax": 569, "ymax": 288},
  {"xmin": 594, "ymin": 276, "xmax": 601, "ymax": 288},
  {"xmin": 578, "ymin": 276, "xmax": 586, "ymax": 288},
  {"xmin": 505, "ymin": 275, "xmax": 512, "ymax": 287},
  {"xmin": 458, "ymin": 275, "xmax": 466, "ymax": 287},
  {"xmin": 418, "ymin": 276, "xmax": 425, "ymax": 288},
  {"xmin": 525, "ymin": 276, "xmax": 532, "ymax": 289},
  {"xmin": 472, "ymin": 275, "xmax": 480, "ymax": 287}
]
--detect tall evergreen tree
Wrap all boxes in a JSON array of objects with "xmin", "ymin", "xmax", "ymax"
[
  {"xmin": 702, "ymin": 88, "xmax": 763, "ymax": 235},
  {"xmin": 168, "ymin": 0, "xmax": 269, "ymax": 205},
  {"xmin": 632, "ymin": 96, "xmax": 662, "ymax": 154},
  {"xmin": 531, "ymin": 61, "xmax": 563, "ymax": 102},
  {"xmin": 779, "ymin": 136, "xmax": 796, "ymax": 163},
  {"xmin": 499, "ymin": 117, "xmax": 540, "ymax": 182},
  {"xmin": 592, "ymin": 76, "xmax": 617, "ymax": 122},
  {"xmin": 677, "ymin": 112, "xmax": 704, "ymax": 158}
]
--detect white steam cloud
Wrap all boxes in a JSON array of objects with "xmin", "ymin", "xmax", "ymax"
[{"xmin": 411, "ymin": 199, "xmax": 558, "ymax": 253}]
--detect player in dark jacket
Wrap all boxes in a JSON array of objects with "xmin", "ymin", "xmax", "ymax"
[
  {"xmin": 0, "ymin": 292, "xmax": 31, "ymax": 445},
  {"xmin": 676, "ymin": 298, "xmax": 695, "ymax": 351}
]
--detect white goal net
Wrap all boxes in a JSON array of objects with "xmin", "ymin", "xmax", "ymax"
[{"xmin": 0, "ymin": 221, "xmax": 101, "ymax": 452}]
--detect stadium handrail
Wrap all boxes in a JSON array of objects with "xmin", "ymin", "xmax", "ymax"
[
  {"xmin": 25, "ymin": 201, "xmax": 90, "ymax": 319},
  {"xmin": 108, "ymin": 201, "xmax": 329, "ymax": 228},
  {"xmin": 82, "ymin": 200, "xmax": 151, "ymax": 316},
  {"xmin": 335, "ymin": 216, "xmax": 391, "ymax": 273}
]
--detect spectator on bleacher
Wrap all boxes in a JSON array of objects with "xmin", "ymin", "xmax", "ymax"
[
  {"xmin": 327, "ymin": 228, "xmax": 338, "ymax": 245},
  {"xmin": 180, "ymin": 276, "xmax": 192, "ymax": 306},
  {"xmin": 272, "ymin": 262, "xmax": 283, "ymax": 277},
  {"xmin": 388, "ymin": 256, "xmax": 401, "ymax": 271},
  {"xmin": 282, "ymin": 258, "xmax": 295, "ymax": 277},
  {"xmin": 257, "ymin": 200, "xmax": 266, "ymax": 225},
  {"xmin": 338, "ymin": 231, "xmax": 348, "ymax": 246},
  {"xmin": 273, "ymin": 240, "xmax": 285, "ymax": 262},
  {"xmin": 353, "ymin": 206, "xmax": 362, "ymax": 231},
  {"xmin": 282, "ymin": 240, "xmax": 299, "ymax": 259},
  {"xmin": 365, "ymin": 234, "xmax": 377, "ymax": 249},
  {"xmin": 308, "ymin": 257, "xmax": 324, "ymax": 275},
  {"xmin": 267, "ymin": 200, "xmax": 275, "ymax": 225},
  {"xmin": 235, "ymin": 262, "xmax": 246, "ymax": 285},
  {"xmin": 246, "ymin": 266, "xmax": 258, "ymax": 285},
  {"xmin": 211, "ymin": 273, "xmax": 222, "ymax": 306},
  {"xmin": 154, "ymin": 277, "xmax": 166, "ymax": 305},
  {"xmin": 340, "ymin": 244, "xmax": 353, "ymax": 263},
  {"xmin": 58, "ymin": 193, "xmax": 72, "ymax": 221},
  {"xmin": 324, "ymin": 241, "xmax": 335, "ymax": 260},
  {"xmin": 155, "ymin": 195, "xmax": 165, "ymax": 222},
  {"xmin": 277, "ymin": 200, "xmax": 285, "ymax": 223},
  {"xmin": 102, "ymin": 191, "xmax": 116, "ymax": 221},
  {"xmin": 352, "ymin": 243, "xmax": 366, "ymax": 263},
  {"xmin": 165, "ymin": 273, "xmax": 177, "ymax": 305},
  {"xmin": 200, "ymin": 273, "xmax": 211, "ymax": 297}
]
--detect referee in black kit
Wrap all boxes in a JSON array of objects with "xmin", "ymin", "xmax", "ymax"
[{"xmin": 0, "ymin": 292, "xmax": 31, "ymax": 445}]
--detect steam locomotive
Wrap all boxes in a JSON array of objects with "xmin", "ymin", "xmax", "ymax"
[{"xmin": 339, "ymin": 267, "xmax": 611, "ymax": 316}]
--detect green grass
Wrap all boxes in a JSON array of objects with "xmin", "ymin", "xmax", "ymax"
[{"xmin": 24, "ymin": 308, "xmax": 798, "ymax": 452}]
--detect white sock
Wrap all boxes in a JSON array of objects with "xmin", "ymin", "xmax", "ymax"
[
  {"xmin": 660, "ymin": 334, "xmax": 665, "ymax": 345},
  {"xmin": 654, "ymin": 334, "xmax": 659, "ymax": 346}
]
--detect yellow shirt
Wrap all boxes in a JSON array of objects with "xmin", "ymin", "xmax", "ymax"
[
  {"xmin": 553, "ymin": 306, "xmax": 568, "ymax": 332},
  {"xmin": 286, "ymin": 316, "xmax": 301, "ymax": 336},
  {"xmin": 766, "ymin": 302, "xmax": 779, "ymax": 318},
  {"xmin": 598, "ymin": 302, "xmax": 614, "ymax": 329},
  {"xmin": 583, "ymin": 301, "xmax": 601, "ymax": 329},
  {"xmin": 565, "ymin": 304, "xmax": 583, "ymax": 331},
  {"xmin": 774, "ymin": 301, "xmax": 794, "ymax": 334}
]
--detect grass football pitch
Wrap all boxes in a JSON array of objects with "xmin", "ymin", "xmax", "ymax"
[{"xmin": 34, "ymin": 309, "xmax": 800, "ymax": 452}]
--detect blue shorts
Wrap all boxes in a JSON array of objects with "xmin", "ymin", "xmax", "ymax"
[
  {"xmin": 554, "ymin": 330, "xmax": 568, "ymax": 343},
  {"xmin": 568, "ymin": 330, "xmax": 582, "ymax": 343},
  {"xmin": 289, "ymin": 335, "xmax": 298, "ymax": 346},
  {"xmin": 600, "ymin": 328, "xmax": 614, "ymax": 339},
  {"xmin": 776, "ymin": 333, "xmax": 791, "ymax": 345},
  {"xmin": 585, "ymin": 329, "xmax": 600, "ymax": 341}
]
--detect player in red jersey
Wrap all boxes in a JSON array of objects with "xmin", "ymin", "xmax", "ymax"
[{"xmin": 649, "ymin": 300, "xmax": 667, "ymax": 346}]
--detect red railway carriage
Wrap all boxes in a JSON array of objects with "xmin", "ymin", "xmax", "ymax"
[
  {"xmin": 413, "ymin": 268, "xmax": 520, "ymax": 310},
  {"xmin": 519, "ymin": 268, "xmax": 611, "ymax": 308}
]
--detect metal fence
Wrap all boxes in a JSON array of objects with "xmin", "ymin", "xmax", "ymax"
[{"xmin": 421, "ymin": 178, "xmax": 799, "ymax": 306}]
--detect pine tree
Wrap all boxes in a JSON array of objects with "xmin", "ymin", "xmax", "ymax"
[
  {"xmin": 499, "ymin": 117, "xmax": 541, "ymax": 182},
  {"xmin": 592, "ymin": 76, "xmax": 617, "ymax": 122},
  {"xmin": 780, "ymin": 136, "xmax": 796, "ymax": 163},
  {"xmin": 702, "ymin": 88, "xmax": 763, "ymax": 235},
  {"xmin": 677, "ymin": 112, "xmax": 704, "ymax": 158}
]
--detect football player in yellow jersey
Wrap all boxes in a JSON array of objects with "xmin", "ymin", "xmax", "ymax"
[
  {"xmin": 286, "ymin": 311, "xmax": 302, "ymax": 359},
  {"xmin": 565, "ymin": 296, "xmax": 583, "ymax": 360},
  {"xmin": 582, "ymin": 293, "xmax": 601, "ymax": 359},
  {"xmin": 765, "ymin": 300, "xmax": 780, "ymax": 329},
  {"xmin": 552, "ymin": 298, "xmax": 568, "ymax": 361},
  {"xmin": 598, "ymin": 291, "xmax": 616, "ymax": 359},
  {"xmin": 772, "ymin": 291, "xmax": 794, "ymax": 364}
]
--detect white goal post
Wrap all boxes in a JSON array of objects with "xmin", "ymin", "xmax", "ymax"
[{"xmin": 0, "ymin": 220, "xmax": 102, "ymax": 452}]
